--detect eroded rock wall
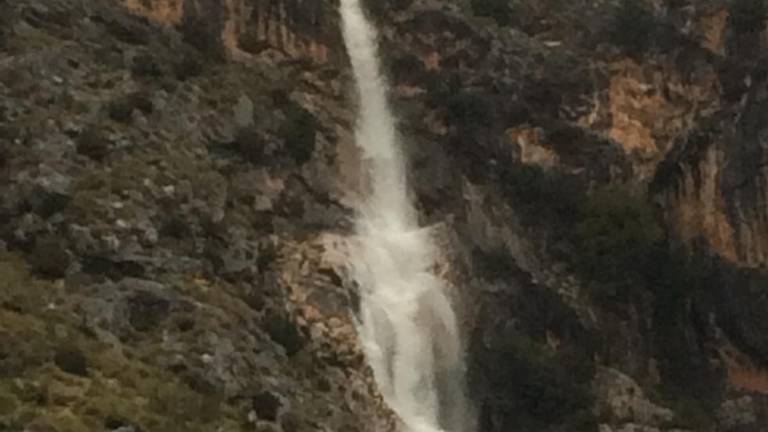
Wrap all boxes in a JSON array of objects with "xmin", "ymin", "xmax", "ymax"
[{"xmin": 118, "ymin": 0, "xmax": 342, "ymax": 63}]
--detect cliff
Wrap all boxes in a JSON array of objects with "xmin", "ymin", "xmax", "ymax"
[{"xmin": 1, "ymin": 0, "xmax": 767, "ymax": 431}]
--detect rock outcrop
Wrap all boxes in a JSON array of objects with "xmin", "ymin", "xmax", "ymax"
[{"xmin": 118, "ymin": 0, "xmax": 342, "ymax": 63}]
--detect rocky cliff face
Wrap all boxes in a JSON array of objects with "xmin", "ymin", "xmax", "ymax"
[
  {"xmin": 117, "ymin": 0, "xmax": 342, "ymax": 63},
  {"xmin": 1, "ymin": 0, "xmax": 768, "ymax": 431}
]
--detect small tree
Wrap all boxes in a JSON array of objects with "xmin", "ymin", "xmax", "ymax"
[
  {"xmin": 444, "ymin": 91, "xmax": 494, "ymax": 128},
  {"xmin": 470, "ymin": 0, "xmax": 516, "ymax": 27},
  {"xmin": 574, "ymin": 185, "xmax": 663, "ymax": 295},
  {"xmin": 279, "ymin": 104, "xmax": 317, "ymax": 165}
]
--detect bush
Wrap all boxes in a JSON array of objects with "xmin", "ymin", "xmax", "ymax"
[
  {"xmin": 388, "ymin": 53, "xmax": 427, "ymax": 85},
  {"xmin": 0, "ymin": 255, "xmax": 48, "ymax": 313},
  {"xmin": 131, "ymin": 53, "xmax": 164, "ymax": 79},
  {"xmin": 497, "ymin": 167, "xmax": 669, "ymax": 304},
  {"xmin": 475, "ymin": 332, "xmax": 595, "ymax": 429},
  {"xmin": 470, "ymin": 0, "xmax": 517, "ymax": 27},
  {"xmin": 173, "ymin": 53, "xmax": 204, "ymax": 81},
  {"xmin": 29, "ymin": 235, "xmax": 71, "ymax": 278},
  {"xmin": 499, "ymin": 164, "xmax": 584, "ymax": 230},
  {"xmin": 609, "ymin": 0, "xmax": 658, "ymax": 56},
  {"xmin": 361, "ymin": 0, "xmax": 414, "ymax": 21},
  {"xmin": 444, "ymin": 91, "xmax": 494, "ymax": 128},
  {"xmin": 233, "ymin": 126, "xmax": 266, "ymax": 164},
  {"xmin": 472, "ymin": 246, "xmax": 523, "ymax": 282},
  {"xmin": 573, "ymin": 185, "xmax": 663, "ymax": 294},
  {"xmin": 279, "ymin": 103, "xmax": 317, "ymax": 165},
  {"xmin": 263, "ymin": 312, "xmax": 304, "ymax": 356},
  {"xmin": 179, "ymin": 15, "xmax": 223, "ymax": 59},
  {"xmin": 107, "ymin": 92, "xmax": 154, "ymax": 123}
]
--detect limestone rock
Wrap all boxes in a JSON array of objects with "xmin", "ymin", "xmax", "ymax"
[{"xmin": 595, "ymin": 367, "xmax": 675, "ymax": 427}]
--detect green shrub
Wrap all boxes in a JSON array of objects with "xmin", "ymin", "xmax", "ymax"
[
  {"xmin": 173, "ymin": 52, "xmax": 204, "ymax": 81},
  {"xmin": 609, "ymin": 0, "xmax": 658, "ymax": 56},
  {"xmin": 232, "ymin": 126, "xmax": 266, "ymax": 164},
  {"xmin": 470, "ymin": 0, "xmax": 518, "ymax": 27},
  {"xmin": 107, "ymin": 92, "xmax": 154, "ymax": 123},
  {"xmin": 29, "ymin": 235, "xmax": 70, "ymax": 278},
  {"xmin": 179, "ymin": 15, "xmax": 224, "ymax": 59},
  {"xmin": 389, "ymin": 53, "xmax": 427, "ymax": 85},
  {"xmin": 482, "ymin": 332, "xmax": 595, "ymax": 427},
  {"xmin": 360, "ymin": 0, "xmax": 415, "ymax": 21},
  {"xmin": 573, "ymin": 185, "xmax": 663, "ymax": 294},
  {"xmin": 279, "ymin": 104, "xmax": 317, "ymax": 165},
  {"xmin": 444, "ymin": 91, "xmax": 494, "ymax": 128},
  {"xmin": 263, "ymin": 312, "xmax": 304, "ymax": 356},
  {"xmin": 131, "ymin": 53, "xmax": 164, "ymax": 79},
  {"xmin": 499, "ymin": 164, "xmax": 584, "ymax": 230},
  {"xmin": 471, "ymin": 246, "xmax": 520, "ymax": 281},
  {"xmin": 497, "ymin": 167, "xmax": 668, "ymax": 303},
  {"xmin": 0, "ymin": 254, "xmax": 48, "ymax": 313}
]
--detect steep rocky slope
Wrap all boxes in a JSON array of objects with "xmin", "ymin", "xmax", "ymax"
[{"xmin": 1, "ymin": 0, "xmax": 768, "ymax": 431}]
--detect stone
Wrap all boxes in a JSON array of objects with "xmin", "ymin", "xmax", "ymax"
[
  {"xmin": 234, "ymin": 95, "xmax": 254, "ymax": 128},
  {"xmin": 595, "ymin": 368, "xmax": 675, "ymax": 427}
]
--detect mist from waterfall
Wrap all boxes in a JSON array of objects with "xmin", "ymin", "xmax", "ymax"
[{"xmin": 339, "ymin": 1, "xmax": 473, "ymax": 431}]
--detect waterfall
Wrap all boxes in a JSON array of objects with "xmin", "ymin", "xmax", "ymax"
[{"xmin": 339, "ymin": 1, "xmax": 473, "ymax": 431}]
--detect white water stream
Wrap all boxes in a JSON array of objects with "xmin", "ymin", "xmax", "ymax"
[{"xmin": 339, "ymin": 1, "xmax": 472, "ymax": 431}]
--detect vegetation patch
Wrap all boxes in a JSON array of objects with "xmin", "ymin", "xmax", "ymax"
[
  {"xmin": 608, "ymin": 0, "xmax": 658, "ymax": 56},
  {"xmin": 107, "ymin": 92, "xmax": 154, "ymax": 123},
  {"xmin": 469, "ymin": 0, "xmax": 519, "ymax": 27},
  {"xmin": 0, "ymin": 255, "xmax": 243, "ymax": 431},
  {"xmin": 278, "ymin": 101, "xmax": 317, "ymax": 165},
  {"xmin": 443, "ymin": 90, "xmax": 495, "ymax": 129},
  {"xmin": 573, "ymin": 185, "xmax": 663, "ymax": 300},
  {"xmin": 499, "ymin": 164, "xmax": 584, "ymax": 233},
  {"xmin": 473, "ymin": 331, "xmax": 596, "ymax": 431}
]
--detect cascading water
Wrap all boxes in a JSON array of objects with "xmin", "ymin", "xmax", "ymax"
[{"xmin": 339, "ymin": 1, "xmax": 472, "ymax": 431}]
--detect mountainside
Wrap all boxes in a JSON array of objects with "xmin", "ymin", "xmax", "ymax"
[{"xmin": 1, "ymin": 0, "xmax": 767, "ymax": 431}]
